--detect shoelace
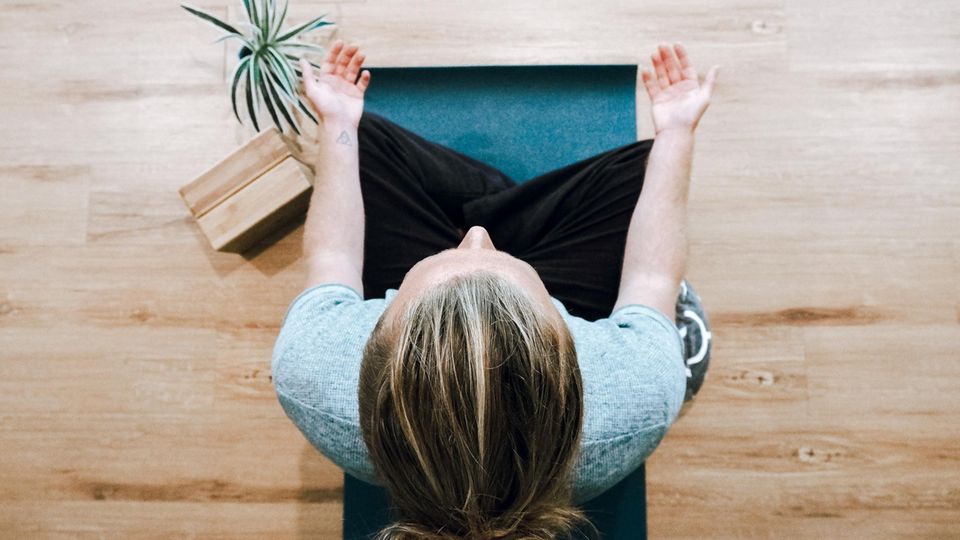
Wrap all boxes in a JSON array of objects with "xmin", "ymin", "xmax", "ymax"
[{"xmin": 677, "ymin": 308, "xmax": 711, "ymax": 378}]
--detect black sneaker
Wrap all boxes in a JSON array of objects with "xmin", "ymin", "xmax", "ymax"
[{"xmin": 675, "ymin": 279, "xmax": 712, "ymax": 404}]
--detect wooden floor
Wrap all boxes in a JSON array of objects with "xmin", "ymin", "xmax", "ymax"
[{"xmin": 1, "ymin": 0, "xmax": 957, "ymax": 538}]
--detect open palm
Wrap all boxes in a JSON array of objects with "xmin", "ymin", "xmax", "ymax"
[
  {"xmin": 641, "ymin": 43, "xmax": 719, "ymax": 134},
  {"xmin": 300, "ymin": 39, "xmax": 371, "ymax": 130}
]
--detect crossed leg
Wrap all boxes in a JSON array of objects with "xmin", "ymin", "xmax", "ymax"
[
  {"xmin": 356, "ymin": 110, "xmax": 710, "ymax": 401},
  {"xmin": 355, "ymin": 110, "xmax": 515, "ymax": 299}
]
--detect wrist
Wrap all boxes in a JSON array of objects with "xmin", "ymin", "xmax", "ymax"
[
  {"xmin": 316, "ymin": 122, "xmax": 360, "ymax": 154},
  {"xmin": 655, "ymin": 126, "xmax": 696, "ymax": 138},
  {"xmin": 320, "ymin": 122, "xmax": 357, "ymax": 139},
  {"xmin": 653, "ymin": 127, "xmax": 695, "ymax": 153}
]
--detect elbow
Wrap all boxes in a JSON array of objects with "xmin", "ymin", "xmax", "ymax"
[
  {"xmin": 629, "ymin": 270, "xmax": 682, "ymax": 293},
  {"xmin": 613, "ymin": 272, "xmax": 682, "ymax": 316}
]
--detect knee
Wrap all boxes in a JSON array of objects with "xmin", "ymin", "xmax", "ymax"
[
  {"xmin": 623, "ymin": 139, "xmax": 654, "ymax": 168},
  {"xmin": 357, "ymin": 111, "xmax": 394, "ymax": 158},
  {"xmin": 359, "ymin": 110, "xmax": 388, "ymax": 133}
]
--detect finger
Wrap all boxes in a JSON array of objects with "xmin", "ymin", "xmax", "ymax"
[
  {"xmin": 299, "ymin": 59, "xmax": 316, "ymax": 93},
  {"xmin": 357, "ymin": 70, "xmax": 372, "ymax": 92},
  {"xmin": 321, "ymin": 39, "xmax": 343, "ymax": 75},
  {"xmin": 703, "ymin": 64, "xmax": 720, "ymax": 96},
  {"xmin": 277, "ymin": 129, "xmax": 300, "ymax": 152},
  {"xmin": 290, "ymin": 101, "xmax": 305, "ymax": 126},
  {"xmin": 659, "ymin": 43, "xmax": 682, "ymax": 85},
  {"xmin": 344, "ymin": 51, "xmax": 365, "ymax": 83},
  {"xmin": 640, "ymin": 69, "xmax": 660, "ymax": 100},
  {"xmin": 651, "ymin": 52, "xmax": 670, "ymax": 90},
  {"xmin": 336, "ymin": 44, "xmax": 359, "ymax": 77},
  {"xmin": 674, "ymin": 43, "xmax": 698, "ymax": 81}
]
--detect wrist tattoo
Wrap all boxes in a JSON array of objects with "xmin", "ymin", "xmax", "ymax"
[{"xmin": 336, "ymin": 130, "xmax": 352, "ymax": 146}]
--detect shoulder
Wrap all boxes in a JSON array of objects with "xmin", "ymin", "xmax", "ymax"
[
  {"xmin": 556, "ymin": 298, "xmax": 688, "ymax": 503},
  {"xmin": 271, "ymin": 284, "xmax": 392, "ymax": 416},
  {"xmin": 269, "ymin": 283, "xmax": 389, "ymax": 485},
  {"xmin": 273, "ymin": 284, "xmax": 366, "ymax": 365},
  {"xmin": 280, "ymin": 283, "xmax": 366, "ymax": 325},
  {"xmin": 554, "ymin": 297, "xmax": 686, "ymax": 437}
]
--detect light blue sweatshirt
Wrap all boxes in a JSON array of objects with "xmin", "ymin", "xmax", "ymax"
[{"xmin": 271, "ymin": 283, "xmax": 686, "ymax": 504}]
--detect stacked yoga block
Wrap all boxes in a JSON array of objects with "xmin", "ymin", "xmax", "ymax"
[{"xmin": 179, "ymin": 129, "xmax": 311, "ymax": 253}]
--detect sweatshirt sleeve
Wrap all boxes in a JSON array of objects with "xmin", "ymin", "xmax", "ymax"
[
  {"xmin": 270, "ymin": 283, "xmax": 382, "ymax": 485},
  {"xmin": 607, "ymin": 303, "xmax": 687, "ymax": 427},
  {"xmin": 568, "ymin": 302, "xmax": 687, "ymax": 504}
]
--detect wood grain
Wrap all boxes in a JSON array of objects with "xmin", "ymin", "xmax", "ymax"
[
  {"xmin": 180, "ymin": 128, "xmax": 292, "ymax": 217},
  {"xmin": 195, "ymin": 155, "xmax": 312, "ymax": 252},
  {"xmin": 1, "ymin": 0, "xmax": 957, "ymax": 538}
]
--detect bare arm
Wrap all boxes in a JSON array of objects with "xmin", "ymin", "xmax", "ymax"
[
  {"xmin": 294, "ymin": 40, "xmax": 372, "ymax": 295},
  {"xmin": 613, "ymin": 128, "xmax": 694, "ymax": 316},
  {"xmin": 612, "ymin": 43, "xmax": 719, "ymax": 317},
  {"xmin": 302, "ymin": 123, "xmax": 365, "ymax": 294}
]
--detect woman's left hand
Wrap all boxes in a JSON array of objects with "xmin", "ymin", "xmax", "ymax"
[
  {"xmin": 641, "ymin": 43, "xmax": 718, "ymax": 135},
  {"xmin": 300, "ymin": 39, "xmax": 372, "ymax": 131}
]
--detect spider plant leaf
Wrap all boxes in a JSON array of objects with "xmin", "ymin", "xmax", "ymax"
[
  {"xmin": 213, "ymin": 33, "xmax": 247, "ymax": 45},
  {"xmin": 261, "ymin": 0, "xmax": 272, "ymax": 43},
  {"xmin": 281, "ymin": 39, "xmax": 326, "ymax": 49},
  {"xmin": 268, "ymin": 66, "xmax": 302, "ymax": 117},
  {"xmin": 276, "ymin": 15, "xmax": 333, "ymax": 43},
  {"xmin": 271, "ymin": 47, "xmax": 299, "ymax": 77},
  {"xmin": 245, "ymin": 54, "xmax": 261, "ymax": 131},
  {"xmin": 230, "ymin": 56, "xmax": 251, "ymax": 124},
  {"xmin": 286, "ymin": 53, "xmax": 322, "ymax": 71},
  {"xmin": 264, "ymin": 48, "xmax": 297, "ymax": 99},
  {"xmin": 235, "ymin": 22, "xmax": 259, "ymax": 36},
  {"xmin": 266, "ymin": 74, "xmax": 300, "ymax": 135},
  {"xmin": 250, "ymin": 1, "xmax": 264, "ymax": 43},
  {"xmin": 248, "ymin": 28, "xmax": 263, "ymax": 50},
  {"xmin": 181, "ymin": 4, "xmax": 243, "ymax": 36},
  {"xmin": 258, "ymin": 69, "xmax": 283, "ymax": 132},
  {"xmin": 265, "ymin": 59, "xmax": 295, "ymax": 102},
  {"xmin": 267, "ymin": 67, "xmax": 292, "ymax": 97},
  {"xmin": 280, "ymin": 57, "xmax": 320, "ymax": 123},
  {"xmin": 249, "ymin": 0, "xmax": 260, "ymax": 27},
  {"xmin": 270, "ymin": 0, "xmax": 289, "ymax": 42},
  {"xmin": 295, "ymin": 98, "xmax": 318, "ymax": 124},
  {"xmin": 278, "ymin": 41, "xmax": 326, "ymax": 54}
]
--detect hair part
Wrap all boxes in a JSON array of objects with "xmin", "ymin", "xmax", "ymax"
[{"xmin": 358, "ymin": 271, "xmax": 596, "ymax": 539}]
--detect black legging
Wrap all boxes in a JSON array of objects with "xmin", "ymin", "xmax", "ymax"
[{"xmin": 355, "ymin": 110, "xmax": 653, "ymax": 322}]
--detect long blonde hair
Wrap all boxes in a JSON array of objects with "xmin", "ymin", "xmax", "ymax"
[{"xmin": 358, "ymin": 271, "xmax": 595, "ymax": 539}]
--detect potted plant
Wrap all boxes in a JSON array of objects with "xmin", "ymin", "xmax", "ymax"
[{"xmin": 178, "ymin": 0, "xmax": 333, "ymax": 252}]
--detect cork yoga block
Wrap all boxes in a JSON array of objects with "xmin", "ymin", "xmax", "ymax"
[{"xmin": 179, "ymin": 129, "xmax": 312, "ymax": 253}]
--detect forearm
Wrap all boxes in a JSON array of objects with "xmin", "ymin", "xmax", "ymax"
[
  {"xmin": 302, "ymin": 122, "xmax": 365, "ymax": 290},
  {"xmin": 614, "ymin": 128, "xmax": 694, "ymax": 315}
]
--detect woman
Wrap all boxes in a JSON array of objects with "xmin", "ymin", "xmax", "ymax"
[{"xmin": 272, "ymin": 39, "xmax": 718, "ymax": 539}]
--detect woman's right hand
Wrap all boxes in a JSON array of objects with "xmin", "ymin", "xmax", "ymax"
[{"xmin": 641, "ymin": 43, "xmax": 719, "ymax": 135}]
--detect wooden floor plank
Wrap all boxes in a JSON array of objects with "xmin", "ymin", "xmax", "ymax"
[
  {"xmin": 1, "ymin": 0, "xmax": 958, "ymax": 537},
  {"xmin": 0, "ymin": 501, "xmax": 342, "ymax": 539}
]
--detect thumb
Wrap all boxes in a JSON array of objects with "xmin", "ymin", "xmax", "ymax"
[
  {"xmin": 703, "ymin": 65, "xmax": 720, "ymax": 96},
  {"xmin": 299, "ymin": 58, "xmax": 317, "ymax": 95},
  {"xmin": 290, "ymin": 100, "xmax": 305, "ymax": 126},
  {"xmin": 277, "ymin": 129, "xmax": 300, "ymax": 154}
]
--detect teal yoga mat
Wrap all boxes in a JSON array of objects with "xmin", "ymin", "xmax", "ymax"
[
  {"xmin": 344, "ymin": 64, "xmax": 647, "ymax": 540},
  {"xmin": 363, "ymin": 64, "xmax": 639, "ymax": 183}
]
